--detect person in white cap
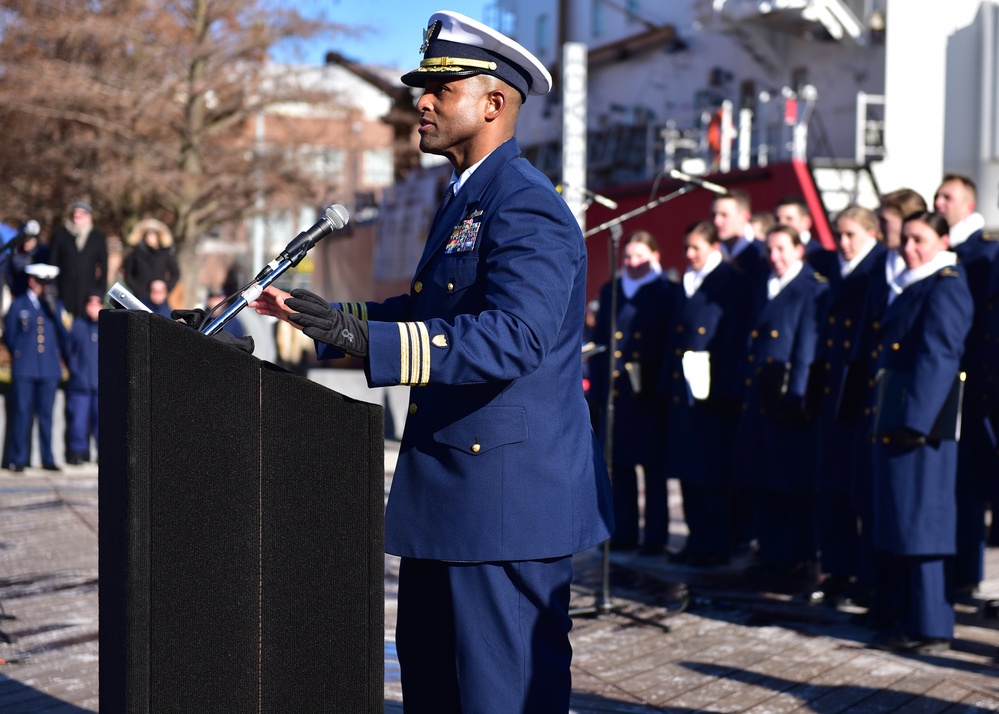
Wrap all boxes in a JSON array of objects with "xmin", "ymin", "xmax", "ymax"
[
  {"xmin": 3, "ymin": 263, "xmax": 70, "ymax": 472},
  {"xmin": 252, "ymin": 10, "xmax": 612, "ymax": 710}
]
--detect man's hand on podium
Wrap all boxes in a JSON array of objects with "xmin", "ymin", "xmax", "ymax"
[{"xmin": 286, "ymin": 289, "xmax": 368, "ymax": 358}]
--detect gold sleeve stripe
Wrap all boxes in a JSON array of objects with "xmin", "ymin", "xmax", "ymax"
[
  {"xmin": 397, "ymin": 321, "xmax": 431, "ymax": 386},
  {"xmin": 342, "ymin": 302, "xmax": 369, "ymax": 321}
]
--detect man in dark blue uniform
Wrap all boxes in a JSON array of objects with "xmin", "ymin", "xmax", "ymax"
[
  {"xmin": 3, "ymin": 263, "xmax": 70, "ymax": 472},
  {"xmin": 934, "ymin": 173, "xmax": 999, "ymax": 598},
  {"xmin": 64, "ymin": 291, "xmax": 102, "ymax": 465},
  {"xmin": 252, "ymin": 11, "xmax": 613, "ymax": 711}
]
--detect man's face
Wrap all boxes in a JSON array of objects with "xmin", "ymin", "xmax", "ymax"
[
  {"xmin": 712, "ymin": 198, "xmax": 748, "ymax": 241},
  {"xmin": 149, "ymin": 280, "xmax": 168, "ymax": 305},
  {"xmin": 416, "ymin": 77, "xmax": 488, "ymax": 159},
  {"xmin": 775, "ymin": 204, "xmax": 812, "ymax": 234},
  {"xmin": 933, "ymin": 180, "xmax": 974, "ymax": 227},
  {"xmin": 72, "ymin": 208, "xmax": 92, "ymax": 226}
]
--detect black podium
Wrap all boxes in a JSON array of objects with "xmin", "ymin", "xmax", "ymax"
[{"xmin": 98, "ymin": 311, "xmax": 385, "ymax": 712}]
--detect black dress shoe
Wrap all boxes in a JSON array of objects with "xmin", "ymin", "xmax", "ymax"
[
  {"xmin": 638, "ymin": 543, "xmax": 665, "ymax": 556},
  {"xmin": 872, "ymin": 632, "xmax": 949, "ymax": 654},
  {"xmin": 8, "ymin": 464, "xmax": 24, "ymax": 473},
  {"xmin": 42, "ymin": 463, "xmax": 60, "ymax": 472},
  {"xmin": 807, "ymin": 575, "xmax": 852, "ymax": 606},
  {"xmin": 66, "ymin": 454, "xmax": 84, "ymax": 466}
]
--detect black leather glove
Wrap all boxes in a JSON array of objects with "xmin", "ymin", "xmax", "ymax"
[
  {"xmin": 171, "ymin": 308, "xmax": 205, "ymax": 329},
  {"xmin": 285, "ymin": 289, "xmax": 368, "ymax": 358},
  {"xmin": 882, "ymin": 427, "xmax": 926, "ymax": 450},
  {"xmin": 170, "ymin": 307, "xmax": 254, "ymax": 354}
]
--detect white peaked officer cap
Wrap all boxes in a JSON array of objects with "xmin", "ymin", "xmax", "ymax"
[
  {"xmin": 24, "ymin": 263, "xmax": 60, "ymax": 281},
  {"xmin": 401, "ymin": 10, "xmax": 552, "ymax": 101}
]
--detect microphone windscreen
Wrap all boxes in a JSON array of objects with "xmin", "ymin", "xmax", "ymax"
[{"xmin": 326, "ymin": 204, "xmax": 349, "ymax": 230}]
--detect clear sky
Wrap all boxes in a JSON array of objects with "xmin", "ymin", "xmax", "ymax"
[{"xmin": 278, "ymin": 0, "xmax": 491, "ymax": 70}]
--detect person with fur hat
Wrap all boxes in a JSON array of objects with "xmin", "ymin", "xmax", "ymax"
[
  {"xmin": 48, "ymin": 200, "xmax": 108, "ymax": 317},
  {"xmin": 251, "ymin": 11, "xmax": 612, "ymax": 710},
  {"xmin": 122, "ymin": 218, "xmax": 180, "ymax": 306}
]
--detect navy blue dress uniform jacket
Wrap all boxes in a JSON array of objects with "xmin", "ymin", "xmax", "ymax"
[
  {"xmin": 319, "ymin": 138, "xmax": 614, "ymax": 562},
  {"xmin": 66, "ymin": 315, "xmax": 100, "ymax": 391},
  {"xmin": 870, "ymin": 264, "xmax": 973, "ymax": 555},
  {"xmin": 814, "ymin": 243, "xmax": 887, "ymax": 495},
  {"xmin": 664, "ymin": 260, "xmax": 749, "ymax": 486},
  {"xmin": 3, "ymin": 293, "xmax": 68, "ymax": 381},
  {"xmin": 734, "ymin": 264, "xmax": 827, "ymax": 492},
  {"xmin": 589, "ymin": 275, "xmax": 682, "ymax": 466}
]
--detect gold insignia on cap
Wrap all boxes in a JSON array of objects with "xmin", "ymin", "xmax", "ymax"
[
  {"xmin": 432, "ymin": 334, "xmax": 448, "ymax": 348},
  {"xmin": 420, "ymin": 20, "xmax": 441, "ymax": 53},
  {"xmin": 418, "ymin": 56, "xmax": 498, "ymax": 73}
]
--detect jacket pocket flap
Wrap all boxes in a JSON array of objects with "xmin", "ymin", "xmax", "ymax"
[{"xmin": 433, "ymin": 407, "xmax": 527, "ymax": 454}]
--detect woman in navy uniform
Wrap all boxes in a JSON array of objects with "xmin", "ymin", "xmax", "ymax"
[
  {"xmin": 734, "ymin": 225, "xmax": 827, "ymax": 585},
  {"xmin": 664, "ymin": 221, "xmax": 748, "ymax": 566},
  {"xmin": 251, "ymin": 11, "xmax": 613, "ymax": 711},
  {"xmin": 3, "ymin": 264, "xmax": 70, "ymax": 472},
  {"xmin": 810, "ymin": 206, "xmax": 886, "ymax": 604},
  {"xmin": 869, "ymin": 211, "xmax": 973, "ymax": 653},
  {"xmin": 589, "ymin": 231, "xmax": 681, "ymax": 555}
]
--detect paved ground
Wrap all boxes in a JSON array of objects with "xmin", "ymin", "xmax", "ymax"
[{"xmin": 1, "ymin": 437, "xmax": 999, "ymax": 712}]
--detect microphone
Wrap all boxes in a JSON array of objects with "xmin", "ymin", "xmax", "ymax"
[
  {"xmin": 669, "ymin": 169, "xmax": 728, "ymax": 196},
  {"xmin": 278, "ymin": 203, "xmax": 349, "ymax": 262},
  {"xmin": 557, "ymin": 183, "xmax": 619, "ymax": 210},
  {"xmin": 255, "ymin": 204, "xmax": 349, "ymax": 280}
]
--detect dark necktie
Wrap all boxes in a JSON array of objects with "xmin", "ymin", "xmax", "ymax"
[{"xmin": 432, "ymin": 182, "xmax": 455, "ymax": 229}]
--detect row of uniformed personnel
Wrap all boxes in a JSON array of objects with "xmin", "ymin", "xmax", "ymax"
[{"xmin": 588, "ymin": 175, "xmax": 996, "ymax": 653}]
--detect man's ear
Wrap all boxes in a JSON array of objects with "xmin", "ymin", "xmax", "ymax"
[{"xmin": 484, "ymin": 89, "xmax": 506, "ymax": 122}]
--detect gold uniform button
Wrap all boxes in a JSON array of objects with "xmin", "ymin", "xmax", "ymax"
[
  {"xmin": 634, "ymin": 332, "xmax": 642, "ymax": 339},
  {"xmin": 613, "ymin": 370, "xmax": 621, "ymax": 378},
  {"xmin": 828, "ymin": 316, "xmax": 836, "ymax": 325},
  {"xmin": 413, "ymin": 281, "xmax": 423, "ymax": 293},
  {"xmin": 677, "ymin": 325, "xmax": 686, "ymax": 333},
  {"xmin": 751, "ymin": 330, "xmax": 759, "ymax": 338},
  {"xmin": 891, "ymin": 342, "xmax": 900, "ymax": 351},
  {"xmin": 38, "ymin": 345, "xmax": 45, "ymax": 353},
  {"xmin": 745, "ymin": 378, "xmax": 752, "ymax": 386},
  {"xmin": 870, "ymin": 350, "xmax": 878, "ymax": 359},
  {"xmin": 697, "ymin": 326, "xmax": 706, "ymax": 335},
  {"xmin": 37, "ymin": 335, "xmax": 45, "ymax": 344},
  {"xmin": 614, "ymin": 331, "xmax": 623, "ymax": 339},
  {"xmin": 471, "ymin": 443, "xmax": 481, "ymax": 454},
  {"xmin": 843, "ymin": 340, "xmax": 851, "ymax": 349},
  {"xmin": 613, "ymin": 350, "xmax": 622, "ymax": 358},
  {"xmin": 766, "ymin": 356, "xmax": 774, "ymax": 364},
  {"xmin": 408, "ymin": 403, "xmax": 418, "ymax": 415},
  {"xmin": 827, "ymin": 339, "xmax": 834, "ymax": 348},
  {"xmin": 36, "ymin": 316, "xmax": 44, "ymax": 325},
  {"xmin": 632, "ymin": 352, "xmax": 640, "ymax": 359},
  {"xmin": 672, "ymin": 371, "xmax": 680, "ymax": 379},
  {"xmin": 823, "ymin": 386, "xmax": 831, "ymax": 395},
  {"xmin": 446, "ymin": 282, "xmax": 454, "ymax": 291},
  {"xmin": 770, "ymin": 330, "xmax": 779, "ymax": 338},
  {"xmin": 675, "ymin": 348, "xmax": 682, "ymax": 356},
  {"xmin": 872, "ymin": 321, "xmax": 880, "ymax": 330},
  {"xmin": 844, "ymin": 319, "xmax": 853, "ymax": 328}
]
